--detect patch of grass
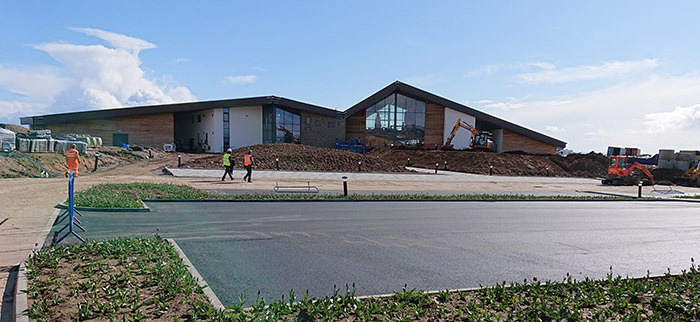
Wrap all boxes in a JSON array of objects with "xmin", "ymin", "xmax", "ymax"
[
  {"xmin": 73, "ymin": 182, "xmax": 649, "ymax": 208},
  {"xmin": 226, "ymin": 262, "xmax": 700, "ymax": 321},
  {"xmin": 74, "ymin": 183, "xmax": 213, "ymax": 208},
  {"xmin": 26, "ymin": 235, "xmax": 215, "ymax": 321}
]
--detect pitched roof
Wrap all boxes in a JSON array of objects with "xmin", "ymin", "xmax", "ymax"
[
  {"xmin": 20, "ymin": 81, "xmax": 565, "ymax": 148},
  {"xmin": 345, "ymin": 81, "xmax": 566, "ymax": 148},
  {"xmin": 20, "ymin": 96, "xmax": 341, "ymax": 125}
]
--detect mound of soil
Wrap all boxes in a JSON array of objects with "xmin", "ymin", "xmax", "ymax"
[
  {"xmin": 369, "ymin": 148, "xmax": 608, "ymax": 178},
  {"xmin": 0, "ymin": 123, "xmax": 29, "ymax": 135},
  {"xmin": 651, "ymin": 168, "xmax": 686, "ymax": 183},
  {"xmin": 181, "ymin": 143, "xmax": 410, "ymax": 173}
]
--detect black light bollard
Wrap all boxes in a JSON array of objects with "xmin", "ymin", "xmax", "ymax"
[
  {"xmin": 276, "ymin": 158, "xmax": 280, "ymax": 171},
  {"xmin": 342, "ymin": 176, "xmax": 348, "ymax": 196},
  {"xmin": 489, "ymin": 165, "xmax": 493, "ymax": 175},
  {"xmin": 444, "ymin": 161, "xmax": 448, "ymax": 170},
  {"xmin": 178, "ymin": 154, "xmax": 182, "ymax": 168},
  {"xmin": 546, "ymin": 167, "xmax": 550, "ymax": 176},
  {"xmin": 638, "ymin": 181, "xmax": 643, "ymax": 198},
  {"xmin": 358, "ymin": 161, "xmax": 362, "ymax": 172},
  {"xmin": 435, "ymin": 163, "xmax": 439, "ymax": 174},
  {"xmin": 93, "ymin": 153, "xmax": 99, "ymax": 172},
  {"xmin": 407, "ymin": 158, "xmax": 411, "ymax": 166},
  {"xmin": 148, "ymin": 149, "xmax": 152, "ymax": 159}
]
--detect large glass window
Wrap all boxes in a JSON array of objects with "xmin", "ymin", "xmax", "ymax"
[
  {"xmin": 263, "ymin": 106, "xmax": 300, "ymax": 144},
  {"xmin": 223, "ymin": 108, "xmax": 230, "ymax": 149},
  {"xmin": 365, "ymin": 93, "xmax": 425, "ymax": 146}
]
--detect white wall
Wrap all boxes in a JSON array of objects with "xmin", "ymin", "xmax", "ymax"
[
  {"xmin": 443, "ymin": 108, "xmax": 477, "ymax": 150},
  {"xmin": 229, "ymin": 106, "xmax": 262, "ymax": 149}
]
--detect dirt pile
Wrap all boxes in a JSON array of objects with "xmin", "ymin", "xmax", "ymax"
[
  {"xmin": 651, "ymin": 168, "xmax": 686, "ymax": 183},
  {"xmin": 0, "ymin": 146, "xmax": 166, "ymax": 178},
  {"xmin": 182, "ymin": 143, "xmax": 410, "ymax": 173},
  {"xmin": 0, "ymin": 123, "xmax": 29, "ymax": 135},
  {"xmin": 369, "ymin": 148, "xmax": 608, "ymax": 178}
]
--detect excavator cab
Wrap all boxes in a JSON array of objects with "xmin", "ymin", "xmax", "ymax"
[{"xmin": 602, "ymin": 155, "xmax": 654, "ymax": 185}]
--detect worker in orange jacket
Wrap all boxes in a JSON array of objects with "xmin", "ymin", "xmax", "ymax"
[
  {"xmin": 243, "ymin": 149, "xmax": 255, "ymax": 183},
  {"xmin": 65, "ymin": 144, "xmax": 80, "ymax": 177}
]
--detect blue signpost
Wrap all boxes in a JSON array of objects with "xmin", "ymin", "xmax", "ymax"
[{"xmin": 54, "ymin": 171, "xmax": 86, "ymax": 244}]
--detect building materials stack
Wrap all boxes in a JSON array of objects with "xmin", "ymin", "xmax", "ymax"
[{"xmin": 0, "ymin": 127, "xmax": 16, "ymax": 151}]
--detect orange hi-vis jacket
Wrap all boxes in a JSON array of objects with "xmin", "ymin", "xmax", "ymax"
[
  {"xmin": 244, "ymin": 154, "xmax": 253, "ymax": 166},
  {"xmin": 65, "ymin": 148, "xmax": 80, "ymax": 175}
]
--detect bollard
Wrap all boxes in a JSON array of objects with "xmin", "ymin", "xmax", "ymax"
[
  {"xmin": 489, "ymin": 165, "xmax": 493, "ymax": 176},
  {"xmin": 178, "ymin": 154, "xmax": 182, "ymax": 168},
  {"xmin": 93, "ymin": 153, "xmax": 99, "ymax": 172},
  {"xmin": 276, "ymin": 158, "xmax": 280, "ymax": 171},
  {"xmin": 148, "ymin": 149, "xmax": 152, "ymax": 158},
  {"xmin": 435, "ymin": 163, "xmax": 439, "ymax": 174},
  {"xmin": 546, "ymin": 167, "xmax": 550, "ymax": 176},
  {"xmin": 638, "ymin": 181, "xmax": 643, "ymax": 198},
  {"xmin": 342, "ymin": 176, "xmax": 348, "ymax": 196},
  {"xmin": 407, "ymin": 158, "xmax": 411, "ymax": 166},
  {"xmin": 444, "ymin": 161, "xmax": 448, "ymax": 170},
  {"xmin": 358, "ymin": 161, "xmax": 362, "ymax": 172}
]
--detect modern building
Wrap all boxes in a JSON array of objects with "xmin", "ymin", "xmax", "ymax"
[{"xmin": 20, "ymin": 81, "xmax": 565, "ymax": 154}]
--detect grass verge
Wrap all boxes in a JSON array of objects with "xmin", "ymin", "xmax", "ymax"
[
  {"xmin": 27, "ymin": 238, "xmax": 700, "ymax": 320},
  {"xmin": 74, "ymin": 183, "xmax": 649, "ymax": 208}
]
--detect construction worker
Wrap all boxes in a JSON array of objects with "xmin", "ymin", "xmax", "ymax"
[
  {"xmin": 65, "ymin": 143, "xmax": 80, "ymax": 177},
  {"xmin": 221, "ymin": 148, "xmax": 234, "ymax": 181},
  {"xmin": 243, "ymin": 149, "xmax": 255, "ymax": 183}
]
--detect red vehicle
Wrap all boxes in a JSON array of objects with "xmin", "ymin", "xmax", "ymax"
[{"xmin": 601, "ymin": 155, "xmax": 654, "ymax": 185}]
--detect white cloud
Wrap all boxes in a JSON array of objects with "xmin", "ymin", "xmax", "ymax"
[
  {"xmin": 545, "ymin": 125, "xmax": 563, "ymax": 133},
  {"xmin": 517, "ymin": 59, "xmax": 659, "ymax": 84},
  {"xmin": 68, "ymin": 27, "xmax": 156, "ymax": 55},
  {"xmin": 643, "ymin": 104, "xmax": 700, "ymax": 133},
  {"xmin": 465, "ymin": 61, "xmax": 555, "ymax": 77},
  {"xmin": 171, "ymin": 57, "xmax": 189, "ymax": 64},
  {"xmin": 0, "ymin": 27, "xmax": 198, "ymax": 117},
  {"xmin": 0, "ymin": 64, "xmax": 70, "ymax": 99},
  {"xmin": 478, "ymin": 73, "xmax": 700, "ymax": 153},
  {"xmin": 222, "ymin": 75, "xmax": 257, "ymax": 85}
]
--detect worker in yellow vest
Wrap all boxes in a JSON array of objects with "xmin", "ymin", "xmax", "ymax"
[
  {"xmin": 65, "ymin": 144, "xmax": 80, "ymax": 177},
  {"xmin": 243, "ymin": 149, "xmax": 255, "ymax": 183},
  {"xmin": 221, "ymin": 148, "xmax": 234, "ymax": 181}
]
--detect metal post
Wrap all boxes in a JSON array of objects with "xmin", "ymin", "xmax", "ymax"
[
  {"xmin": 546, "ymin": 167, "xmax": 550, "ymax": 176},
  {"xmin": 435, "ymin": 163, "xmax": 439, "ymax": 174},
  {"xmin": 93, "ymin": 153, "xmax": 99, "ymax": 172},
  {"xmin": 276, "ymin": 158, "xmax": 280, "ymax": 171},
  {"xmin": 444, "ymin": 161, "xmax": 448, "ymax": 170},
  {"xmin": 407, "ymin": 158, "xmax": 411, "ymax": 166},
  {"xmin": 178, "ymin": 154, "xmax": 182, "ymax": 168},
  {"xmin": 342, "ymin": 176, "xmax": 348, "ymax": 196},
  {"xmin": 489, "ymin": 165, "xmax": 493, "ymax": 175},
  {"xmin": 638, "ymin": 181, "xmax": 643, "ymax": 198},
  {"xmin": 358, "ymin": 161, "xmax": 362, "ymax": 172}
]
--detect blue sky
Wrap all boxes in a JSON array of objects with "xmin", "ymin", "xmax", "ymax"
[{"xmin": 2, "ymin": 1, "xmax": 700, "ymax": 153}]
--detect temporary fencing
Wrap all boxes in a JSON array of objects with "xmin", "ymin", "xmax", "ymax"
[{"xmin": 0, "ymin": 127, "xmax": 15, "ymax": 151}]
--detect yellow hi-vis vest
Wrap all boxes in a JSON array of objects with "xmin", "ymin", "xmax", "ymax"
[{"xmin": 223, "ymin": 153, "xmax": 231, "ymax": 166}]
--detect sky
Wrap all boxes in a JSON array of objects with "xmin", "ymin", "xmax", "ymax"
[{"xmin": 2, "ymin": 1, "xmax": 700, "ymax": 154}]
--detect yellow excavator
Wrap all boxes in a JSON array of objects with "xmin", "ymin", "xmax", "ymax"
[{"xmin": 444, "ymin": 118, "xmax": 494, "ymax": 150}]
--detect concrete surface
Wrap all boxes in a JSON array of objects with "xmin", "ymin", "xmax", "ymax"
[{"xmin": 42, "ymin": 201, "xmax": 700, "ymax": 306}]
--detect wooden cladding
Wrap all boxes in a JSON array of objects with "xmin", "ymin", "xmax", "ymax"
[
  {"xmin": 424, "ymin": 102, "xmax": 444, "ymax": 148},
  {"xmin": 35, "ymin": 113, "xmax": 174, "ymax": 148},
  {"xmin": 345, "ymin": 111, "xmax": 365, "ymax": 139},
  {"xmin": 501, "ymin": 129, "xmax": 557, "ymax": 154}
]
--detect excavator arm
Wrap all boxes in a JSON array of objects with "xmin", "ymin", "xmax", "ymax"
[{"xmin": 444, "ymin": 118, "xmax": 479, "ymax": 147}]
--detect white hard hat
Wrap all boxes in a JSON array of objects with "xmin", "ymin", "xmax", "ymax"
[{"xmin": 226, "ymin": 148, "xmax": 232, "ymax": 152}]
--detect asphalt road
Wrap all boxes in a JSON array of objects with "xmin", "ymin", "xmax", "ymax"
[{"xmin": 49, "ymin": 201, "xmax": 700, "ymax": 306}]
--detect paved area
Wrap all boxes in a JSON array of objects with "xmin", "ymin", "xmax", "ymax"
[{"xmin": 43, "ymin": 201, "xmax": 700, "ymax": 306}]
